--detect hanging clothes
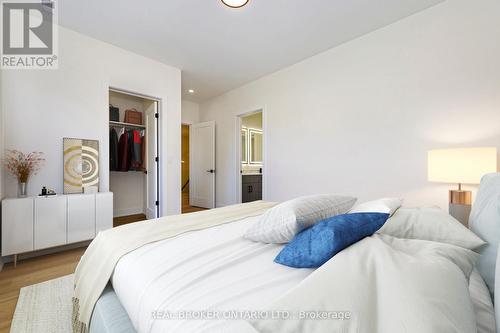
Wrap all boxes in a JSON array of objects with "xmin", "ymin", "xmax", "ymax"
[
  {"xmin": 109, "ymin": 128, "xmax": 119, "ymax": 171},
  {"xmin": 129, "ymin": 129, "xmax": 142, "ymax": 171},
  {"xmin": 118, "ymin": 130, "xmax": 130, "ymax": 171}
]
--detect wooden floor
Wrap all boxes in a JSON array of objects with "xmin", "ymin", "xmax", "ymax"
[
  {"xmin": 0, "ymin": 247, "xmax": 86, "ymax": 333},
  {"xmin": 0, "ymin": 204, "xmax": 207, "ymax": 332},
  {"xmin": 0, "ymin": 214, "xmax": 146, "ymax": 333},
  {"xmin": 182, "ymin": 191, "xmax": 207, "ymax": 214},
  {"xmin": 113, "ymin": 213, "xmax": 146, "ymax": 227}
]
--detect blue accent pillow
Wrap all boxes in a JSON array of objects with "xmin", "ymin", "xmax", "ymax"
[{"xmin": 274, "ymin": 212, "xmax": 389, "ymax": 268}]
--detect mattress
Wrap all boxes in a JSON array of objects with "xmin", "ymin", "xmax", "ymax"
[
  {"xmin": 90, "ymin": 284, "xmax": 136, "ymax": 333},
  {"xmin": 90, "ymin": 215, "xmax": 495, "ymax": 333}
]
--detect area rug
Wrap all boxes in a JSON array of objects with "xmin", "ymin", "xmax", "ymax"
[{"xmin": 10, "ymin": 274, "xmax": 74, "ymax": 333}]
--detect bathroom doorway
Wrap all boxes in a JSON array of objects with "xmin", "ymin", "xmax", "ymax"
[{"xmin": 237, "ymin": 110, "xmax": 264, "ymax": 203}]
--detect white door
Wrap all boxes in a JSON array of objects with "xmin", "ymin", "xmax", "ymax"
[
  {"xmin": 190, "ymin": 121, "xmax": 216, "ymax": 209},
  {"xmin": 145, "ymin": 101, "xmax": 158, "ymax": 219}
]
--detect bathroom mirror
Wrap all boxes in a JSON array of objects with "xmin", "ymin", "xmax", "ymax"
[
  {"xmin": 249, "ymin": 129, "xmax": 263, "ymax": 164},
  {"xmin": 241, "ymin": 129, "xmax": 248, "ymax": 164}
]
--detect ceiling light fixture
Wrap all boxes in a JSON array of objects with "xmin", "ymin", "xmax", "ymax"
[
  {"xmin": 188, "ymin": 89, "xmax": 195, "ymax": 94},
  {"xmin": 221, "ymin": 0, "xmax": 249, "ymax": 9}
]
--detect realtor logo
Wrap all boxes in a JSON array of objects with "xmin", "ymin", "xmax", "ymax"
[{"xmin": 1, "ymin": 0, "xmax": 58, "ymax": 69}]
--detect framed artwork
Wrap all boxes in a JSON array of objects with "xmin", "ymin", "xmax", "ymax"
[{"xmin": 63, "ymin": 138, "xmax": 99, "ymax": 194}]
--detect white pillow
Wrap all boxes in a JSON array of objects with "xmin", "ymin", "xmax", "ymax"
[
  {"xmin": 378, "ymin": 207, "xmax": 485, "ymax": 250},
  {"xmin": 244, "ymin": 194, "xmax": 357, "ymax": 244},
  {"xmin": 349, "ymin": 197, "xmax": 403, "ymax": 216}
]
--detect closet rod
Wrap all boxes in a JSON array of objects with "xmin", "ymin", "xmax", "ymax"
[{"xmin": 109, "ymin": 121, "xmax": 146, "ymax": 130}]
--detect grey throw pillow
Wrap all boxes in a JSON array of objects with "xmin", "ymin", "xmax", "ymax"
[{"xmin": 244, "ymin": 194, "xmax": 357, "ymax": 244}]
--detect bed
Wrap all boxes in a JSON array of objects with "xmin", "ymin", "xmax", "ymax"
[{"xmin": 79, "ymin": 175, "xmax": 500, "ymax": 333}]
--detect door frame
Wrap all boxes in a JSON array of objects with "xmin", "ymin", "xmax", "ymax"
[
  {"xmin": 180, "ymin": 122, "xmax": 192, "ymax": 207},
  {"xmin": 109, "ymin": 86, "xmax": 161, "ymax": 218},
  {"xmin": 235, "ymin": 107, "xmax": 268, "ymax": 204}
]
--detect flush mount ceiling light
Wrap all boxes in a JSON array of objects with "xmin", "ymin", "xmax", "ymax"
[
  {"xmin": 221, "ymin": 0, "xmax": 249, "ymax": 8},
  {"xmin": 188, "ymin": 89, "xmax": 195, "ymax": 94}
]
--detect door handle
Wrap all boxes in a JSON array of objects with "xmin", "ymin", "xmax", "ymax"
[{"xmin": 206, "ymin": 169, "xmax": 215, "ymax": 174}]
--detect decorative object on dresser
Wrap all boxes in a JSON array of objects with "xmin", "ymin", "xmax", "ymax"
[
  {"xmin": 63, "ymin": 138, "xmax": 100, "ymax": 194},
  {"xmin": 4, "ymin": 150, "xmax": 45, "ymax": 197},
  {"xmin": 428, "ymin": 147, "xmax": 497, "ymax": 226},
  {"xmin": 1, "ymin": 192, "xmax": 113, "ymax": 268},
  {"xmin": 39, "ymin": 186, "xmax": 56, "ymax": 196}
]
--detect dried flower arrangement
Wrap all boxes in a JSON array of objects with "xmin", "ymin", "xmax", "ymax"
[{"xmin": 4, "ymin": 150, "xmax": 45, "ymax": 183}]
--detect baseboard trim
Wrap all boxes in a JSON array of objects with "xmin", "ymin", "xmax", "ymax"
[{"xmin": 114, "ymin": 207, "xmax": 145, "ymax": 218}]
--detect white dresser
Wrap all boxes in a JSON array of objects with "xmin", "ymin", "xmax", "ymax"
[{"xmin": 1, "ymin": 192, "xmax": 113, "ymax": 265}]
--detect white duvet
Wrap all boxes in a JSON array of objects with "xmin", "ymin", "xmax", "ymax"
[
  {"xmin": 251, "ymin": 234, "xmax": 480, "ymax": 333},
  {"xmin": 111, "ymin": 216, "xmax": 313, "ymax": 333},
  {"xmin": 112, "ymin": 216, "xmax": 490, "ymax": 333}
]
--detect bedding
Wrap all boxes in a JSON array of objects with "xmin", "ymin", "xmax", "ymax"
[
  {"xmin": 244, "ymin": 194, "xmax": 357, "ymax": 244},
  {"xmin": 349, "ymin": 197, "xmax": 402, "ymax": 215},
  {"xmin": 250, "ymin": 234, "xmax": 480, "ymax": 333},
  {"xmin": 379, "ymin": 207, "xmax": 485, "ymax": 249},
  {"xmin": 73, "ymin": 201, "xmax": 277, "ymax": 333},
  {"xmin": 274, "ymin": 212, "xmax": 389, "ymax": 268},
  {"xmin": 80, "ymin": 199, "xmax": 493, "ymax": 333},
  {"xmin": 469, "ymin": 173, "xmax": 500, "ymax": 293},
  {"xmin": 111, "ymin": 216, "xmax": 314, "ymax": 333},
  {"xmin": 469, "ymin": 268, "xmax": 496, "ymax": 333},
  {"xmin": 110, "ymin": 215, "xmax": 485, "ymax": 333},
  {"xmin": 91, "ymin": 266, "xmax": 496, "ymax": 333}
]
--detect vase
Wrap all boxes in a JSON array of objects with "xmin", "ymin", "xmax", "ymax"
[{"xmin": 19, "ymin": 182, "xmax": 27, "ymax": 197}]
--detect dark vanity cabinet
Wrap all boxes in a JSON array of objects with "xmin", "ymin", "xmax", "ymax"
[{"xmin": 242, "ymin": 174, "xmax": 262, "ymax": 203}]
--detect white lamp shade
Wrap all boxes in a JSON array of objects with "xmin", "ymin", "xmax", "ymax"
[{"xmin": 428, "ymin": 147, "xmax": 498, "ymax": 184}]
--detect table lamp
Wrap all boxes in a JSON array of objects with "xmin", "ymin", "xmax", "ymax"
[{"xmin": 428, "ymin": 147, "xmax": 497, "ymax": 225}]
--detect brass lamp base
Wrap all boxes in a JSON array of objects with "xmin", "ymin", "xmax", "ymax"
[
  {"xmin": 449, "ymin": 189, "xmax": 471, "ymax": 226},
  {"xmin": 449, "ymin": 190, "xmax": 471, "ymax": 205}
]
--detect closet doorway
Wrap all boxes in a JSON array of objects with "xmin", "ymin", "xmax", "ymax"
[{"xmin": 109, "ymin": 88, "xmax": 160, "ymax": 224}]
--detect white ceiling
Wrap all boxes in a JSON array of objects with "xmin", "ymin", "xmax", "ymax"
[{"xmin": 59, "ymin": 0, "xmax": 443, "ymax": 102}]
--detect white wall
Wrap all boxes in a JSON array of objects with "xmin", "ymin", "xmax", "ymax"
[
  {"xmin": 182, "ymin": 100, "xmax": 200, "ymax": 124},
  {"xmin": 200, "ymin": 0, "xmax": 500, "ymax": 210},
  {"xmin": 1, "ymin": 26, "xmax": 182, "ymax": 216}
]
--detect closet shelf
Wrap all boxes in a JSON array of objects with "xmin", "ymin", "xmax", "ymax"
[{"xmin": 109, "ymin": 121, "xmax": 145, "ymax": 129}]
